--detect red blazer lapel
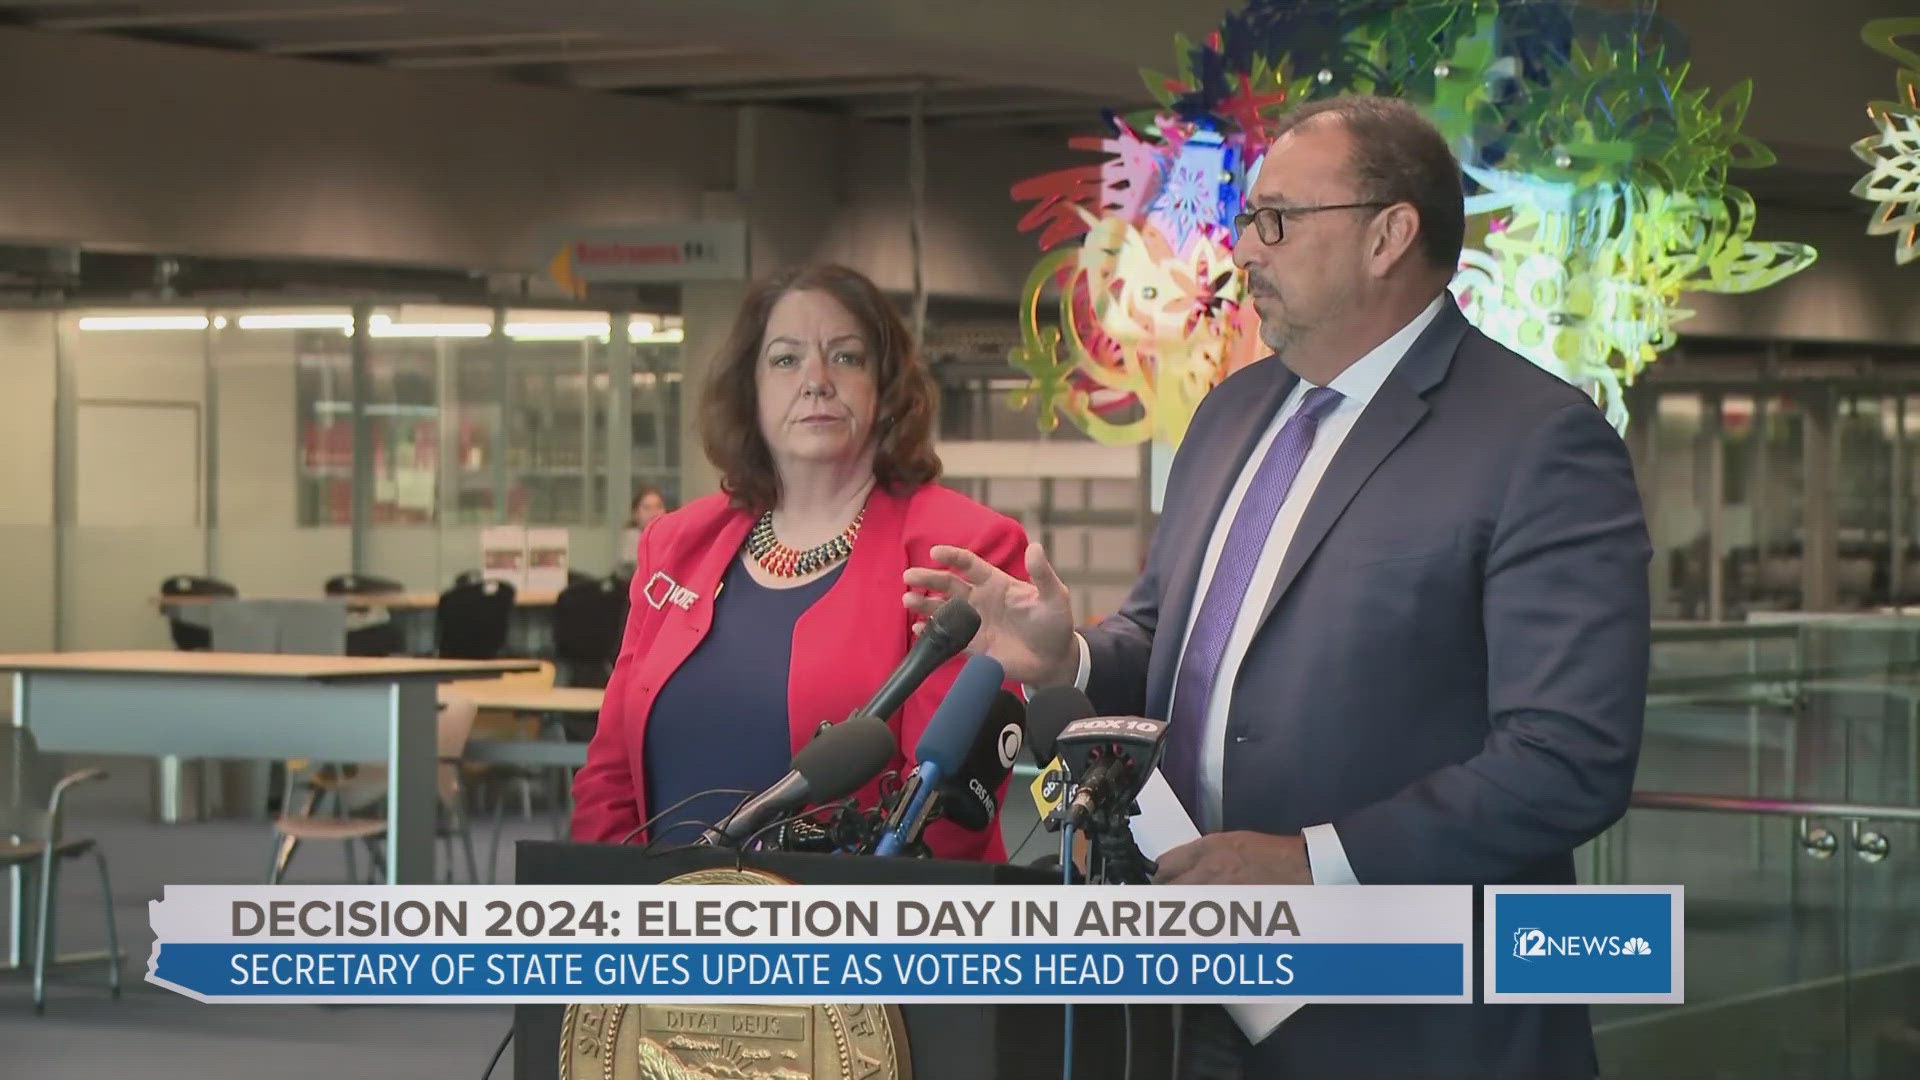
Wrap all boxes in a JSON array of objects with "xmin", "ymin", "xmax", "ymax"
[{"xmin": 788, "ymin": 487, "xmax": 914, "ymax": 754}]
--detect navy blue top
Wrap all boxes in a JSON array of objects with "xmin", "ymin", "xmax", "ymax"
[{"xmin": 643, "ymin": 556, "xmax": 844, "ymax": 844}]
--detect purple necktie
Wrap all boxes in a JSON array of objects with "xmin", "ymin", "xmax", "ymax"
[{"xmin": 1163, "ymin": 384, "xmax": 1343, "ymax": 816}]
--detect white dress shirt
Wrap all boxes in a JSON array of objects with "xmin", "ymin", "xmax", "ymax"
[{"xmin": 1073, "ymin": 294, "xmax": 1446, "ymax": 884}]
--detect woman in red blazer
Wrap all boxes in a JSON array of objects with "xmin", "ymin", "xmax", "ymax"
[{"xmin": 572, "ymin": 264, "xmax": 1030, "ymax": 862}]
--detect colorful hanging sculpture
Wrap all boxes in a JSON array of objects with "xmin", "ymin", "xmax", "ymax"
[
  {"xmin": 1853, "ymin": 18, "xmax": 1920, "ymax": 265},
  {"xmin": 1009, "ymin": 0, "xmax": 1815, "ymax": 439},
  {"xmin": 1444, "ymin": 31, "xmax": 1816, "ymax": 428}
]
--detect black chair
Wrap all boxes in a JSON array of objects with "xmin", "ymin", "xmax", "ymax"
[
  {"xmin": 436, "ymin": 579, "xmax": 517, "ymax": 660},
  {"xmin": 324, "ymin": 573, "xmax": 404, "ymax": 597},
  {"xmin": 158, "ymin": 575, "xmax": 236, "ymax": 651},
  {"xmin": 551, "ymin": 575, "xmax": 628, "ymax": 689},
  {"xmin": 324, "ymin": 574, "xmax": 407, "ymax": 656}
]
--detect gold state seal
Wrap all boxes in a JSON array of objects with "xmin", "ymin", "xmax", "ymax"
[{"xmin": 559, "ymin": 867, "xmax": 911, "ymax": 1080}]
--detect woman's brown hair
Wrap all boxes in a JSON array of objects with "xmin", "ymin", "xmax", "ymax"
[{"xmin": 700, "ymin": 264, "xmax": 941, "ymax": 513}]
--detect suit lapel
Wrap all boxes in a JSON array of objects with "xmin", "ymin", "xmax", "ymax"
[
  {"xmin": 1146, "ymin": 359, "xmax": 1298, "ymax": 717},
  {"xmin": 1254, "ymin": 302, "xmax": 1470, "ymax": 632}
]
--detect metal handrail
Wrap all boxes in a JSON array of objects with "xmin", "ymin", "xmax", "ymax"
[
  {"xmin": 1004, "ymin": 770, "xmax": 1920, "ymax": 825},
  {"xmin": 1631, "ymin": 790, "xmax": 1920, "ymax": 823},
  {"xmin": 1651, "ymin": 623, "xmax": 1803, "ymax": 644},
  {"xmin": 1647, "ymin": 660, "xmax": 1920, "ymax": 694}
]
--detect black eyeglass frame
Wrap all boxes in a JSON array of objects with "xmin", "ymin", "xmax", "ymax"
[{"xmin": 1233, "ymin": 202, "xmax": 1393, "ymax": 244}]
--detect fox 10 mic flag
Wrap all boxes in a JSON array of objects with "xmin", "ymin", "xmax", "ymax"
[{"xmin": 145, "ymin": 884, "xmax": 1681, "ymax": 1005}]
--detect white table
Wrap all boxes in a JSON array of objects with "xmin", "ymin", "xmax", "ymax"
[
  {"xmin": 1, "ymin": 650, "xmax": 536, "ymax": 965},
  {"xmin": 443, "ymin": 684, "xmax": 603, "ymax": 715},
  {"xmin": 449, "ymin": 683, "xmax": 600, "ymax": 769}
]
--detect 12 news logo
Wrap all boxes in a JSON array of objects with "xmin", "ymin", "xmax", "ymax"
[{"xmin": 1512, "ymin": 928, "xmax": 1656, "ymax": 961}]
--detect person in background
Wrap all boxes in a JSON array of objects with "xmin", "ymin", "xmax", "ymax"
[
  {"xmin": 573, "ymin": 263, "xmax": 1030, "ymax": 860},
  {"xmin": 629, "ymin": 487, "xmax": 670, "ymax": 532},
  {"xmin": 620, "ymin": 488, "xmax": 673, "ymax": 575}
]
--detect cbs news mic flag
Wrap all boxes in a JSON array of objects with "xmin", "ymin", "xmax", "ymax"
[{"xmin": 148, "ymin": 885, "xmax": 1475, "ymax": 1005}]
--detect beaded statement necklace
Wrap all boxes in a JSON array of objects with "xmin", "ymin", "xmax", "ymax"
[{"xmin": 746, "ymin": 507, "xmax": 865, "ymax": 577}]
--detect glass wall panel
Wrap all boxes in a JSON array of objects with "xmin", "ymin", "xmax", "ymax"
[
  {"xmin": 501, "ymin": 328, "xmax": 596, "ymax": 525},
  {"xmin": 18, "ymin": 297, "xmax": 689, "ymax": 651},
  {"xmin": 213, "ymin": 308, "xmax": 352, "ymax": 596},
  {"xmin": 629, "ymin": 319, "xmax": 683, "ymax": 510},
  {"xmin": 1651, "ymin": 392, "xmax": 1713, "ymax": 619},
  {"xmin": 58, "ymin": 309, "xmax": 210, "ymax": 650},
  {"xmin": 363, "ymin": 304, "xmax": 468, "ymax": 528},
  {"xmin": 1837, "ymin": 393, "xmax": 1893, "ymax": 608}
]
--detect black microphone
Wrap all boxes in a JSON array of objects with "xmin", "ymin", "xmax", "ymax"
[
  {"xmin": 698, "ymin": 716, "xmax": 897, "ymax": 847},
  {"xmin": 933, "ymin": 689, "xmax": 1025, "ymax": 832},
  {"xmin": 771, "ymin": 803, "xmax": 882, "ymax": 853},
  {"xmin": 1023, "ymin": 686, "xmax": 1096, "ymax": 818},
  {"xmin": 859, "ymin": 597, "xmax": 981, "ymax": 723},
  {"xmin": 1053, "ymin": 715, "xmax": 1169, "ymax": 829},
  {"xmin": 771, "ymin": 817, "xmax": 836, "ymax": 853},
  {"xmin": 1024, "ymin": 686, "xmax": 1095, "ymax": 768}
]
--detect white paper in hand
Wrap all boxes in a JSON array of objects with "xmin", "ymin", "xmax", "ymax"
[{"xmin": 1131, "ymin": 769, "xmax": 1302, "ymax": 1045}]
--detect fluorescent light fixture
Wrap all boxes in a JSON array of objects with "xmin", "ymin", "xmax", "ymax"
[
  {"xmin": 367, "ymin": 323, "xmax": 493, "ymax": 338},
  {"xmin": 504, "ymin": 320, "xmax": 610, "ymax": 340},
  {"xmin": 236, "ymin": 313, "xmax": 355, "ymax": 330},
  {"xmin": 211, "ymin": 315, "xmax": 228, "ymax": 329},
  {"xmin": 366, "ymin": 314, "xmax": 490, "ymax": 339},
  {"xmin": 499, "ymin": 316, "xmax": 682, "ymax": 342},
  {"xmin": 77, "ymin": 315, "xmax": 210, "ymax": 332}
]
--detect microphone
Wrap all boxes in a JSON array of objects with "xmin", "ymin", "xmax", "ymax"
[
  {"xmin": 858, "ymin": 597, "xmax": 981, "ymax": 723},
  {"xmin": 1024, "ymin": 686, "xmax": 1095, "ymax": 818},
  {"xmin": 770, "ymin": 803, "xmax": 884, "ymax": 853},
  {"xmin": 698, "ymin": 715, "xmax": 897, "ymax": 847},
  {"xmin": 1053, "ymin": 715, "xmax": 1169, "ymax": 829},
  {"xmin": 872, "ymin": 653, "xmax": 1004, "ymax": 856},
  {"xmin": 1025, "ymin": 686, "xmax": 1093, "ymax": 766},
  {"xmin": 932, "ymin": 689, "xmax": 1025, "ymax": 832}
]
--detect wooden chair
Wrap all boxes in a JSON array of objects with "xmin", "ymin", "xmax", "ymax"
[
  {"xmin": 444, "ymin": 662, "xmax": 567, "ymax": 881},
  {"xmin": 268, "ymin": 696, "xmax": 481, "ymax": 884}
]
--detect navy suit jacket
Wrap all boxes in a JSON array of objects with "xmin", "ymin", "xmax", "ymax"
[{"xmin": 1083, "ymin": 300, "xmax": 1652, "ymax": 1079}]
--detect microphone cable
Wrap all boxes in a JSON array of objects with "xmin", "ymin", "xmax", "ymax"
[
  {"xmin": 615, "ymin": 788, "xmax": 758, "ymax": 846},
  {"xmin": 1009, "ymin": 808, "xmax": 1045, "ymax": 862},
  {"xmin": 479, "ymin": 1024, "xmax": 511, "ymax": 1080},
  {"xmin": 639, "ymin": 826, "xmax": 731, "ymax": 858}
]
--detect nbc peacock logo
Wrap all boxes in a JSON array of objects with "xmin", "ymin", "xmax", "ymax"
[{"xmin": 1622, "ymin": 937, "xmax": 1654, "ymax": 957}]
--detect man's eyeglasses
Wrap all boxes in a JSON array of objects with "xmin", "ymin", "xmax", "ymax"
[{"xmin": 1233, "ymin": 202, "xmax": 1391, "ymax": 245}]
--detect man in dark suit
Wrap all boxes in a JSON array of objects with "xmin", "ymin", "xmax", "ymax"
[{"xmin": 905, "ymin": 95, "xmax": 1650, "ymax": 1078}]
